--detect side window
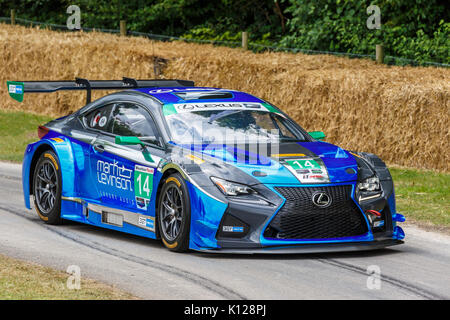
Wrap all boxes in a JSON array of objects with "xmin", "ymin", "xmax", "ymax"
[
  {"xmin": 272, "ymin": 116, "xmax": 296, "ymax": 139},
  {"xmin": 110, "ymin": 103, "xmax": 161, "ymax": 146},
  {"xmin": 84, "ymin": 104, "xmax": 114, "ymax": 131}
]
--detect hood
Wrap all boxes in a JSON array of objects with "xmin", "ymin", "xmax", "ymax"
[{"xmin": 176, "ymin": 141, "xmax": 358, "ymax": 185}]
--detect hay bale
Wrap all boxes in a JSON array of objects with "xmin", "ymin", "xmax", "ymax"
[{"xmin": 0, "ymin": 24, "xmax": 448, "ymax": 171}]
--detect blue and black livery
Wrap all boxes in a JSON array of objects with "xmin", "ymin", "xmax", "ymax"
[{"xmin": 8, "ymin": 78, "xmax": 405, "ymax": 253}]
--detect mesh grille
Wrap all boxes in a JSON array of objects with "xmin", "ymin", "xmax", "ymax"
[{"xmin": 264, "ymin": 185, "xmax": 368, "ymax": 240}]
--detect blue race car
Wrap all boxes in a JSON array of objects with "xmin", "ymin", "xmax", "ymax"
[{"xmin": 8, "ymin": 78, "xmax": 405, "ymax": 253}]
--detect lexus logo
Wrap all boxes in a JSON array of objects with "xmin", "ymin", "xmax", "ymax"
[{"xmin": 311, "ymin": 191, "xmax": 332, "ymax": 208}]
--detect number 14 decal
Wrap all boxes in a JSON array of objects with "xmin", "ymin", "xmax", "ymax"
[
  {"xmin": 136, "ymin": 174, "xmax": 151, "ymax": 197},
  {"xmin": 134, "ymin": 165, "xmax": 154, "ymax": 200},
  {"xmin": 286, "ymin": 159, "xmax": 321, "ymax": 170},
  {"xmin": 293, "ymin": 160, "xmax": 313, "ymax": 168}
]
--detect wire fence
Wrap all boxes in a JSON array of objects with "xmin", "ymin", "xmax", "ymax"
[{"xmin": 1, "ymin": 16, "xmax": 449, "ymax": 68}]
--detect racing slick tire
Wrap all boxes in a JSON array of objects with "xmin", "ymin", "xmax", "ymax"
[
  {"xmin": 157, "ymin": 173, "xmax": 191, "ymax": 252},
  {"xmin": 32, "ymin": 150, "xmax": 63, "ymax": 225}
]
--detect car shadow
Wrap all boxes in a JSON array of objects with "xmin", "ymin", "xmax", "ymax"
[
  {"xmin": 61, "ymin": 219, "xmax": 405, "ymax": 260},
  {"xmin": 61, "ymin": 219, "xmax": 165, "ymax": 249},
  {"xmin": 192, "ymin": 247, "xmax": 404, "ymax": 261}
]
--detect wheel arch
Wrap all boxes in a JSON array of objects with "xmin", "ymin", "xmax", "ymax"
[
  {"xmin": 154, "ymin": 167, "xmax": 181, "ymax": 239},
  {"xmin": 27, "ymin": 138, "xmax": 76, "ymax": 201},
  {"xmin": 29, "ymin": 143, "xmax": 54, "ymax": 196}
]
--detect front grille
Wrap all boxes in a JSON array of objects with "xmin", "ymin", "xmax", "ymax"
[{"xmin": 264, "ymin": 185, "xmax": 368, "ymax": 240}]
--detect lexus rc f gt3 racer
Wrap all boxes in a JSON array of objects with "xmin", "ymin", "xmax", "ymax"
[{"xmin": 7, "ymin": 77, "xmax": 405, "ymax": 253}]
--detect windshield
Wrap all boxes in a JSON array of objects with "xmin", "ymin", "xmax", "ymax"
[{"xmin": 164, "ymin": 109, "xmax": 307, "ymax": 144}]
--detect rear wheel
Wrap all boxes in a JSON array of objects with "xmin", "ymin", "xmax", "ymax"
[
  {"xmin": 157, "ymin": 173, "xmax": 190, "ymax": 252},
  {"xmin": 33, "ymin": 151, "xmax": 62, "ymax": 225}
]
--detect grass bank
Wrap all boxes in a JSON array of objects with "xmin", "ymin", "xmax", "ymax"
[
  {"xmin": 0, "ymin": 110, "xmax": 51, "ymax": 162},
  {"xmin": 0, "ymin": 253, "xmax": 136, "ymax": 299},
  {"xmin": 390, "ymin": 167, "xmax": 449, "ymax": 231}
]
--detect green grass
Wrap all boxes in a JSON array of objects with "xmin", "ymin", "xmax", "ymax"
[
  {"xmin": 0, "ymin": 254, "xmax": 136, "ymax": 299},
  {"xmin": 390, "ymin": 167, "xmax": 450, "ymax": 229},
  {"xmin": 0, "ymin": 110, "xmax": 52, "ymax": 162},
  {"xmin": 0, "ymin": 110, "xmax": 448, "ymax": 229}
]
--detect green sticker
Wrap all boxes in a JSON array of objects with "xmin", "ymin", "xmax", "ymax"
[
  {"xmin": 163, "ymin": 104, "xmax": 177, "ymax": 116},
  {"xmin": 134, "ymin": 165, "xmax": 154, "ymax": 200},
  {"xmin": 262, "ymin": 103, "xmax": 281, "ymax": 113},
  {"xmin": 286, "ymin": 159, "xmax": 321, "ymax": 170},
  {"xmin": 7, "ymin": 81, "xmax": 24, "ymax": 102}
]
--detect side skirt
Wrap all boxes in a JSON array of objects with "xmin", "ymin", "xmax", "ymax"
[{"xmin": 60, "ymin": 198, "xmax": 157, "ymax": 240}]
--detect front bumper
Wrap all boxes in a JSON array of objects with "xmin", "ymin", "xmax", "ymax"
[
  {"xmin": 198, "ymin": 239, "xmax": 404, "ymax": 254},
  {"xmin": 188, "ymin": 180, "xmax": 405, "ymax": 253}
]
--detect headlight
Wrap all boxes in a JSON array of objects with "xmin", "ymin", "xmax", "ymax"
[
  {"xmin": 210, "ymin": 177, "xmax": 255, "ymax": 196},
  {"xmin": 356, "ymin": 176, "xmax": 382, "ymax": 202},
  {"xmin": 357, "ymin": 176, "xmax": 380, "ymax": 192}
]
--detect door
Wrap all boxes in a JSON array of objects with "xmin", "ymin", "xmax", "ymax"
[{"xmin": 88, "ymin": 102, "xmax": 164, "ymax": 216}]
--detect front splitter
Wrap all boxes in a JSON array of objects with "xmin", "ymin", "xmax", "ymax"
[{"xmin": 195, "ymin": 239, "xmax": 403, "ymax": 255}]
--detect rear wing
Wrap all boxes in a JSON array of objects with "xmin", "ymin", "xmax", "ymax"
[{"xmin": 6, "ymin": 77, "xmax": 195, "ymax": 103}]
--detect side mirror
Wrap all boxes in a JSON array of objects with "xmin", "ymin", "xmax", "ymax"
[
  {"xmin": 115, "ymin": 136, "xmax": 154, "ymax": 163},
  {"xmin": 309, "ymin": 131, "xmax": 326, "ymax": 140},
  {"xmin": 115, "ymin": 136, "xmax": 144, "ymax": 146}
]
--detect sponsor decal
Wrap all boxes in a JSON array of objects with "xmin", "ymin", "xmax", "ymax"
[
  {"xmin": 134, "ymin": 165, "xmax": 154, "ymax": 210},
  {"xmin": 136, "ymin": 196, "xmax": 149, "ymax": 210},
  {"xmin": 99, "ymin": 191, "xmax": 134, "ymax": 204},
  {"xmin": 138, "ymin": 216, "xmax": 146, "ymax": 226},
  {"xmin": 7, "ymin": 81, "xmax": 24, "ymax": 102},
  {"xmin": 172, "ymin": 102, "xmax": 266, "ymax": 113},
  {"xmin": 138, "ymin": 216, "xmax": 154, "ymax": 229},
  {"xmin": 98, "ymin": 116, "xmax": 107, "ymax": 127},
  {"xmin": 163, "ymin": 101, "xmax": 280, "ymax": 116},
  {"xmin": 8, "ymin": 84, "xmax": 23, "ymax": 94},
  {"xmin": 145, "ymin": 218, "xmax": 154, "ymax": 229},
  {"xmin": 284, "ymin": 158, "xmax": 330, "ymax": 183},
  {"xmin": 97, "ymin": 160, "xmax": 133, "ymax": 191},
  {"xmin": 51, "ymin": 137, "xmax": 64, "ymax": 143},
  {"xmin": 92, "ymin": 113, "xmax": 101, "ymax": 126},
  {"xmin": 223, "ymin": 226, "xmax": 244, "ymax": 232}
]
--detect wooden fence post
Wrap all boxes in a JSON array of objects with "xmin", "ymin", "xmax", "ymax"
[
  {"xmin": 376, "ymin": 44, "xmax": 384, "ymax": 64},
  {"xmin": 242, "ymin": 31, "xmax": 248, "ymax": 50},
  {"xmin": 11, "ymin": 9, "xmax": 15, "ymax": 25},
  {"xmin": 120, "ymin": 20, "xmax": 127, "ymax": 36}
]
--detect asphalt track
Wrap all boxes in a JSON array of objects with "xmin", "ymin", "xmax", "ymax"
[{"xmin": 0, "ymin": 162, "xmax": 449, "ymax": 299}]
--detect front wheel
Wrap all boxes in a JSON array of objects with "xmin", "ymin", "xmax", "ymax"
[
  {"xmin": 33, "ymin": 151, "xmax": 62, "ymax": 225},
  {"xmin": 157, "ymin": 173, "xmax": 191, "ymax": 252}
]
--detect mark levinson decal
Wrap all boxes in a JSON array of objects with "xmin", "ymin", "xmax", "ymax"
[{"xmin": 97, "ymin": 160, "xmax": 133, "ymax": 191}]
